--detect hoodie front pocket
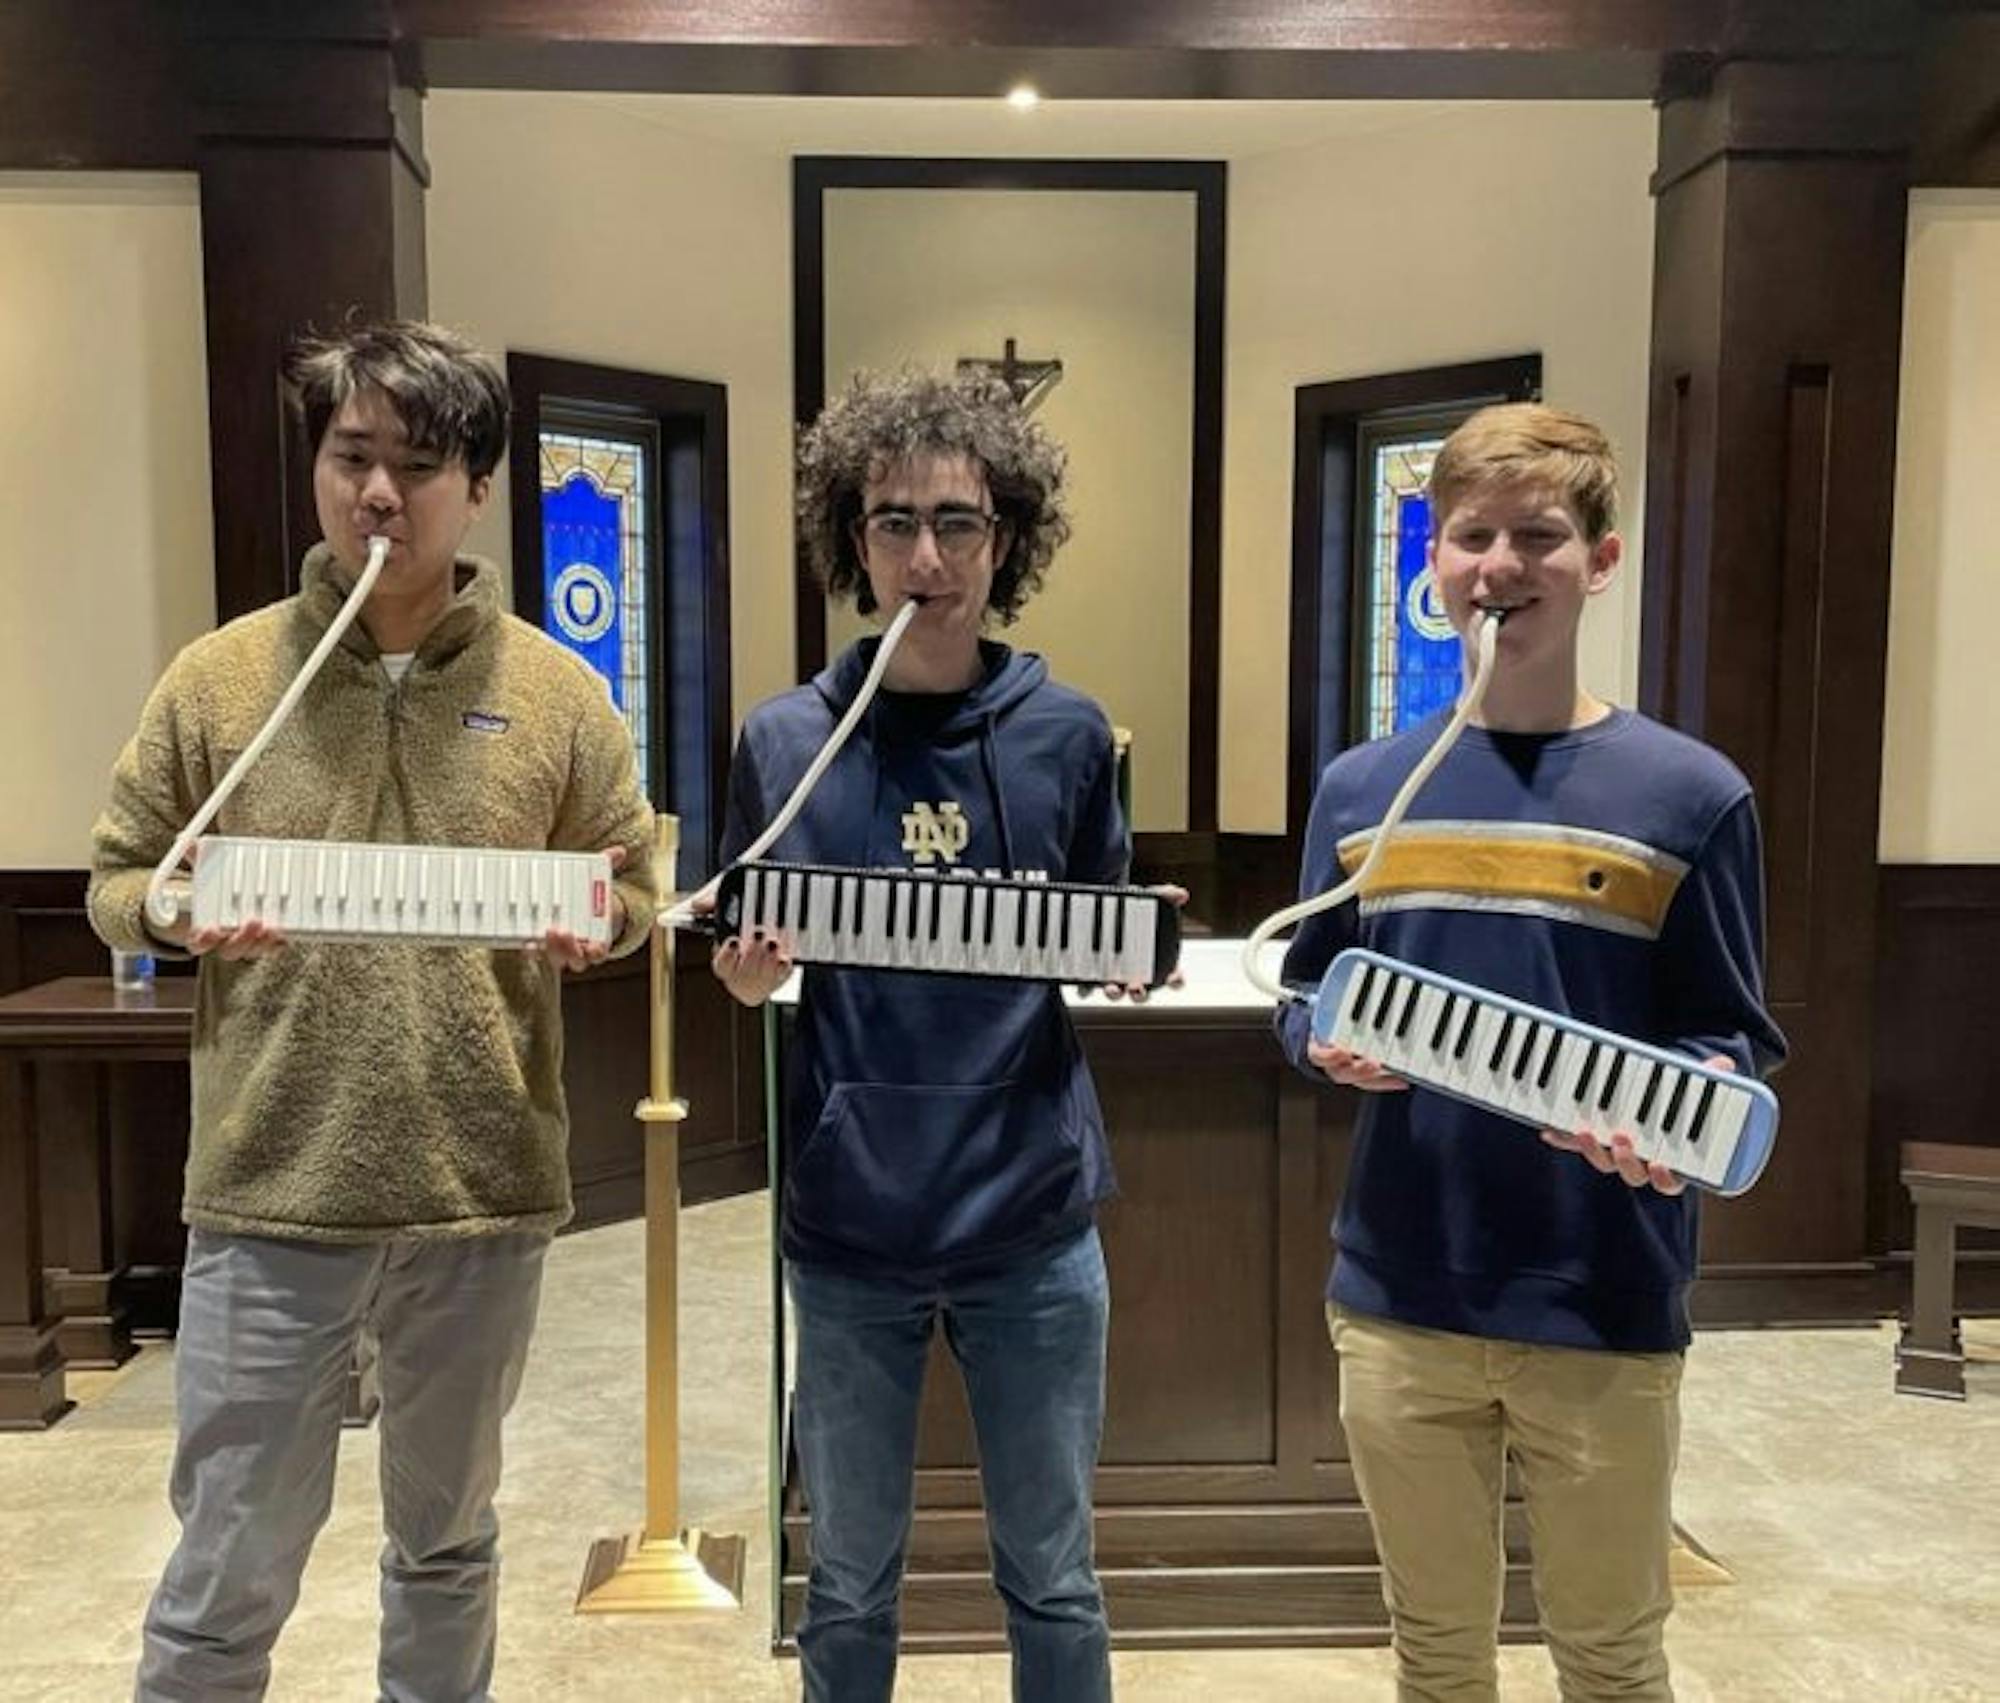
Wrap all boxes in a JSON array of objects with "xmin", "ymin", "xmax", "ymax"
[{"xmin": 788, "ymin": 1079, "xmax": 1084, "ymax": 1266}]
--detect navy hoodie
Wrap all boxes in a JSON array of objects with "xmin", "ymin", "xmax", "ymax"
[
  {"xmin": 722, "ymin": 637, "xmax": 1129, "ymax": 1276},
  {"xmin": 1276, "ymin": 708, "xmax": 1787, "ymax": 1352}
]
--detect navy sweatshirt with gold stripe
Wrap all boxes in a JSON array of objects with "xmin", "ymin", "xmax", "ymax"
[{"xmin": 1276, "ymin": 706, "xmax": 1787, "ymax": 1353}]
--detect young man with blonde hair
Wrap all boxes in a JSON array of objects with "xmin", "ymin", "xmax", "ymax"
[{"xmin": 1277, "ymin": 402, "xmax": 1785, "ymax": 1701}]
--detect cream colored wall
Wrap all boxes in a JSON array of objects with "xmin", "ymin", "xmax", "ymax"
[
  {"xmin": 823, "ymin": 189, "xmax": 1195, "ymax": 830},
  {"xmin": 423, "ymin": 92, "xmax": 797, "ymax": 721},
  {"xmin": 1882, "ymin": 190, "xmax": 2000, "ymax": 864},
  {"xmin": 0, "ymin": 174, "xmax": 215, "ymax": 869},
  {"xmin": 425, "ymin": 96, "xmax": 1656, "ymax": 835},
  {"xmin": 1220, "ymin": 103, "xmax": 1657, "ymax": 830}
]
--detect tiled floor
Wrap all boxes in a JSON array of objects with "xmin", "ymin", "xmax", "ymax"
[{"xmin": 4, "ymin": 1195, "xmax": 1996, "ymax": 1700}]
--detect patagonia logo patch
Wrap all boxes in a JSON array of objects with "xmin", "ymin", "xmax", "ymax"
[{"xmin": 462, "ymin": 710, "xmax": 510, "ymax": 735}]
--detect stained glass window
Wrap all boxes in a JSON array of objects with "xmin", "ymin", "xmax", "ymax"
[
  {"xmin": 1361, "ymin": 431, "xmax": 1460, "ymax": 738},
  {"xmin": 539, "ymin": 428, "xmax": 651, "ymax": 784}
]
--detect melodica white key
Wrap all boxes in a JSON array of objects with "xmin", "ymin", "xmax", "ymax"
[
  {"xmin": 711, "ymin": 860, "xmax": 1179, "ymax": 988},
  {"xmin": 191, "ymin": 836, "xmax": 613, "ymax": 949},
  {"xmin": 1311, "ymin": 948, "xmax": 1778, "ymax": 1196}
]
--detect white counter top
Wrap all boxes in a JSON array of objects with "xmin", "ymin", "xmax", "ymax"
[{"xmin": 767, "ymin": 936, "xmax": 1290, "ymax": 1014}]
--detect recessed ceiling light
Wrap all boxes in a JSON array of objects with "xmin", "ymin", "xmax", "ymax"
[{"xmin": 1007, "ymin": 84, "xmax": 1041, "ymax": 111}]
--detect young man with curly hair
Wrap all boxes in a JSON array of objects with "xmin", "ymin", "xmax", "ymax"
[{"xmin": 713, "ymin": 369, "xmax": 1138, "ymax": 1701}]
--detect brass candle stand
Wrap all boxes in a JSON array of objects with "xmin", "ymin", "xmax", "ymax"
[{"xmin": 576, "ymin": 814, "xmax": 744, "ymax": 1613}]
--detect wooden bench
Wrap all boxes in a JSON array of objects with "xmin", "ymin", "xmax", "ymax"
[{"xmin": 1897, "ymin": 1141, "xmax": 2000, "ymax": 1399}]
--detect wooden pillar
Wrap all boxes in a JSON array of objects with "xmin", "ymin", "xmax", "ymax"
[
  {"xmin": 1643, "ymin": 56, "xmax": 1911, "ymax": 1267},
  {"xmin": 0, "ymin": 1063, "xmax": 67, "ymax": 1428},
  {"xmin": 37, "ymin": 1063, "xmax": 135, "ymax": 1368},
  {"xmin": 192, "ymin": 16, "xmax": 430, "ymax": 621}
]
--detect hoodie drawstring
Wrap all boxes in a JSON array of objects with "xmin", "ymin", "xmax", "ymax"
[{"xmin": 979, "ymin": 712, "xmax": 1017, "ymax": 878}]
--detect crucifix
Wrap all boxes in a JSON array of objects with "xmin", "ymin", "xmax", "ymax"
[{"xmin": 956, "ymin": 336, "xmax": 1064, "ymax": 412}]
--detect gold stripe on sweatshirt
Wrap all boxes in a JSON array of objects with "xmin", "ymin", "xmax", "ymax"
[{"xmin": 1334, "ymin": 822, "xmax": 1686, "ymax": 939}]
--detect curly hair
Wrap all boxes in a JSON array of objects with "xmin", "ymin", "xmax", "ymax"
[{"xmin": 796, "ymin": 368, "xmax": 1071, "ymax": 625}]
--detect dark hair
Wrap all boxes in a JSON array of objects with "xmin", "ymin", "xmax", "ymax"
[
  {"xmin": 796, "ymin": 368, "xmax": 1071, "ymax": 625},
  {"xmin": 283, "ymin": 319, "xmax": 511, "ymax": 480}
]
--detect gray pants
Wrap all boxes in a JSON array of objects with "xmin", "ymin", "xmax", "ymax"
[{"xmin": 135, "ymin": 1228, "xmax": 550, "ymax": 1703}]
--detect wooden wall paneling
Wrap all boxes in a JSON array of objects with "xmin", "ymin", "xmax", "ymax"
[
  {"xmin": 0, "ymin": 872, "xmax": 98, "ymax": 998},
  {"xmin": 194, "ymin": 27, "xmax": 429, "ymax": 622},
  {"xmin": 1871, "ymin": 867, "xmax": 2000, "ymax": 1257},
  {"xmin": 106, "ymin": 1062, "xmax": 192, "ymax": 1336},
  {"xmin": 1644, "ymin": 57, "xmax": 1912, "ymax": 1271},
  {"xmin": 32, "ymin": 1063, "xmax": 125, "ymax": 1364},
  {"xmin": 0, "ymin": 1059, "xmax": 66, "ymax": 1428},
  {"xmin": 1911, "ymin": 8, "xmax": 2000, "ymax": 187},
  {"xmin": 0, "ymin": 1, "xmax": 192, "ymax": 170}
]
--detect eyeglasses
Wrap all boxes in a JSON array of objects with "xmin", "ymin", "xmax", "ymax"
[{"xmin": 858, "ymin": 507, "xmax": 999, "ymax": 562}]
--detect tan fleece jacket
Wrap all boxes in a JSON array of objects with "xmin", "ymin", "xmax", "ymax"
[{"xmin": 88, "ymin": 545, "xmax": 660, "ymax": 1242}]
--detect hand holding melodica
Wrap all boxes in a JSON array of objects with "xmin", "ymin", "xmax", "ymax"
[
  {"xmin": 538, "ymin": 845, "xmax": 629, "ymax": 973},
  {"xmin": 1091, "ymin": 883, "xmax": 1190, "ymax": 1004},
  {"xmin": 691, "ymin": 886, "xmax": 795, "ymax": 1007},
  {"xmin": 1305, "ymin": 1039, "xmax": 1410, "ymax": 1093},
  {"xmin": 1538, "ymin": 1054, "xmax": 1736, "ymax": 1196}
]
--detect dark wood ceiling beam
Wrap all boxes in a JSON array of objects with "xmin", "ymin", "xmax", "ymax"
[
  {"xmin": 399, "ymin": 0, "xmax": 1725, "ymax": 56},
  {"xmin": 411, "ymin": 42, "xmax": 1677, "ymax": 100},
  {"xmin": 1653, "ymin": 56, "xmax": 1914, "ymax": 193},
  {"xmin": 1911, "ymin": 7, "xmax": 2000, "ymax": 185},
  {"xmin": 399, "ymin": 0, "xmax": 1921, "ymax": 98}
]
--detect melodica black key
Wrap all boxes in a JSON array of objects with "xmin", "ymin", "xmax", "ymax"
[{"xmin": 710, "ymin": 861, "xmax": 1180, "ymax": 988}]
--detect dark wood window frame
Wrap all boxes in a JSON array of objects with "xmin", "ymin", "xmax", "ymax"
[
  {"xmin": 1287, "ymin": 354, "xmax": 1542, "ymax": 838},
  {"xmin": 792, "ymin": 155, "xmax": 1227, "ymax": 833},
  {"xmin": 507, "ymin": 352, "xmax": 733, "ymax": 881}
]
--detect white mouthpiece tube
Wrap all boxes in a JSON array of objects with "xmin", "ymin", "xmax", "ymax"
[
  {"xmin": 1240, "ymin": 609, "xmax": 1504, "ymax": 1002},
  {"xmin": 145, "ymin": 535, "xmax": 392, "ymax": 930},
  {"xmin": 663, "ymin": 597, "xmax": 922, "ymax": 930}
]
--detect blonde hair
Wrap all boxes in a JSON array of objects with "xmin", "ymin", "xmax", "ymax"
[{"xmin": 1428, "ymin": 403, "xmax": 1619, "ymax": 542}]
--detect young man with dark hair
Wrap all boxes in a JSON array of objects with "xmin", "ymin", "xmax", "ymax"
[{"xmin": 90, "ymin": 319, "xmax": 658, "ymax": 1702}]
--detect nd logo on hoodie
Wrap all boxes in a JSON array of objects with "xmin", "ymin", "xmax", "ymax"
[
  {"xmin": 901, "ymin": 801, "xmax": 971, "ymax": 865},
  {"xmin": 720, "ymin": 633, "xmax": 1133, "ymax": 1272}
]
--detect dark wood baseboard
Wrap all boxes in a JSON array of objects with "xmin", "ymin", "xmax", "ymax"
[
  {"xmin": 854, "ymin": 1626, "xmax": 1548, "ymax": 1656},
  {"xmin": 1871, "ymin": 864, "xmax": 2000, "ymax": 1254},
  {"xmin": 0, "ymin": 1321, "xmax": 69, "ymax": 1430},
  {"xmin": 777, "ymin": 1563, "xmax": 1540, "ymax": 1649},
  {"xmin": 570, "ymin": 1143, "xmax": 769, "ymax": 1228},
  {"xmin": 42, "ymin": 1268, "xmax": 135, "ymax": 1368},
  {"xmin": 1692, "ymin": 1253, "xmax": 2000, "ymax": 1328},
  {"xmin": 683, "ymin": 1142, "xmax": 768, "ymax": 1207},
  {"xmin": 789, "ymin": 1500, "xmax": 1530, "ymax": 1570},
  {"xmin": 122, "ymin": 1264, "xmax": 182, "ymax": 1337}
]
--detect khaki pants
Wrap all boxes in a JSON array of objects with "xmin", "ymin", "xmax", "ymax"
[{"xmin": 1330, "ymin": 1306, "xmax": 1682, "ymax": 1703}]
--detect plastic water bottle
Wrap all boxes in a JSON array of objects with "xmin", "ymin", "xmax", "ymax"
[{"xmin": 111, "ymin": 947, "xmax": 156, "ymax": 995}]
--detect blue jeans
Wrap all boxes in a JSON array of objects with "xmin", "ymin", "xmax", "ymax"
[{"xmin": 788, "ymin": 1226, "xmax": 1112, "ymax": 1703}]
